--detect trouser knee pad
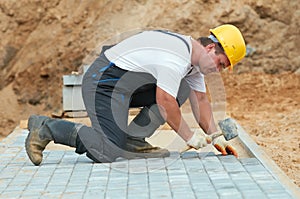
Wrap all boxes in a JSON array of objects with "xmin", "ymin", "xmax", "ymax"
[{"xmin": 127, "ymin": 104, "xmax": 165, "ymax": 138}]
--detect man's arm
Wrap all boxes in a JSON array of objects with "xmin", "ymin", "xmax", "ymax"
[
  {"xmin": 189, "ymin": 90, "xmax": 217, "ymax": 135},
  {"xmin": 156, "ymin": 86, "xmax": 194, "ymax": 141},
  {"xmin": 189, "ymin": 89, "xmax": 238, "ymax": 157}
]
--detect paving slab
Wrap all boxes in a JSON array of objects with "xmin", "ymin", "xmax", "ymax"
[{"xmin": 0, "ymin": 126, "xmax": 299, "ymax": 199}]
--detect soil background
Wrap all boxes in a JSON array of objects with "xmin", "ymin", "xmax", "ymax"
[{"xmin": 0, "ymin": 0, "xmax": 299, "ymax": 186}]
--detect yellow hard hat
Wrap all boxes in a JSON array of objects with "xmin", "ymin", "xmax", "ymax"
[{"xmin": 210, "ymin": 24, "xmax": 246, "ymax": 69}]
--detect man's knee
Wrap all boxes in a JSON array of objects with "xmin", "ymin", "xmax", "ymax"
[{"xmin": 75, "ymin": 135, "xmax": 87, "ymax": 154}]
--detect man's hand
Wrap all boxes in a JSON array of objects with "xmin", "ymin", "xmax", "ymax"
[
  {"xmin": 186, "ymin": 130, "xmax": 208, "ymax": 150},
  {"xmin": 212, "ymin": 135, "xmax": 238, "ymax": 157}
]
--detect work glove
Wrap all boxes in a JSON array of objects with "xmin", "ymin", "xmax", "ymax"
[
  {"xmin": 212, "ymin": 132, "xmax": 238, "ymax": 157},
  {"xmin": 186, "ymin": 130, "xmax": 208, "ymax": 150}
]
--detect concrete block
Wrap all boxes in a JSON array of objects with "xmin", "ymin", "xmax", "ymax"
[
  {"xmin": 180, "ymin": 151, "xmax": 199, "ymax": 159},
  {"xmin": 62, "ymin": 74, "xmax": 85, "ymax": 112},
  {"xmin": 216, "ymin": 188, "xmax": 241, "ymax": 197},
  {"xmin": 172, "ymin": 192, "xmax": 196, "ymax": 199},
  {"xmin": 241, "ymin": 190, "xmax": 267, "ymax": 198},
  {"xmin": 195, "ymin": 191, "xmax": 219, "ymax": 199},
  {"xmin": 0, "ymin": 190, "xmax": 23, "ymax": 198},
  {"xmin": 150, "ymin": 192, "xmax": 172, "ymax": 199}
]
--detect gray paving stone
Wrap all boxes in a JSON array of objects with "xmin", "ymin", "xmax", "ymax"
[
  {"xmin": 24, "ymin": 185, "xmax": 46, "ymax": 192},
  {"xmin": 61, "ymin": 192, "xmax": 84, "ymax": 199},
  {"xmin": 4, "ymin": 185, "xmax": 25, "ymax": 192},
  {"xmin": 266, "ymin": 192, "xmax": 294, "ymax": 199},
  {"xmin": 106, "ymin": 191, "xmax": 127, "ymax": 199},
  {"xmin": 21, "ymin": 192, "xmax": 43, "ymax": 199},
  {"xmin": 216, "ymin": 187, "xmax": 242, "ymax": 198},
  {"xmin": 240, "ymin": 157, "xmax": 261, "ymax": 165},
  {"xmin": 208, "ymin": 171, "xmax": 231, "ymax": 180},
  {"xmin": 149, "ymin": 176, "xmax": 169, "ymax": 184},
  {"xmin": 9, "ymin": 177, "xmax": 30, "ymax": 186},
  {"xmin": 40, "ymin": 192, "xmax": 63, "ymax": 199},
  {"xmin": 172, "ymin": 192, "xmax": 196, "ymax": 199},
  {"xmin": 127, "ymin": 193, "xmax": 148, "ymax": 199},
  {"xmin": 242, "ymin": 190, "xmax": 268, "ymax": 199},
  {"xmin": 130, "ymin": 188, "xmax": 149, "ymax": 197},
  {"xmin": 181, "ymin": 151, "xmax": 199, "ymax": 159},
  {"xmin": 202, "ymin": 157, "xmax": 224, "ymax": 172},
  {"xmin": 83, "ymin": 188, "xmax": 105, "ymax": 198},
  {"xmin": 220, "ymin": 158, "xmax": 245, "ymax": 173},
  {"xmin": 229, "ymin": 171, "xmax": 252, "ymax": 180},
  {"xmin": 45, "ymin": 184, "xmax": 66, "ymax": 192},
  {"xmin": 164, "ymin": 157, "xmax": 182, "ymax": 168},
  {"xmin": 0, "ymin": 190, "xmax": 23, "ymax": 198},
  {"xmin": 235, "ymin": 181, "xmax": 261, "ymax": 191},
  {"xmin": 195, "ymin": 191, "xmax": 219, "ymax": 199},
  {"xmin": 0, "ymin": 129, "xmax": 298, "ymax": 199},
  {"xmin": 149, "ymin": 184, "xmax": 170, "ymax": 192},
  {"xmin": 191, "ymin": 183, "xmax": 215, "ymax": 191},
  {"xmin": 150, "ymin": 192, "xmax": 172, "ymax": 199},
  {"xmin": 107, "ymin": 178, "xmax": 128, "ymax": 187},
  {"xmin": 87, "ymin": 176, "xmax": 109, "ymax": 187},
  {"xmin": 259, "ymin": 181, "xmax": 288, "ymax": 193},
  {"xmin": 65, "ymin": 185, "xmax": 86, "ymax": 193}
]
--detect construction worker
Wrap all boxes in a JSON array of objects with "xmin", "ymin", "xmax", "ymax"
[{"xmin": 25, "ymin": 24, "xmax": 246, "ymax": 166}]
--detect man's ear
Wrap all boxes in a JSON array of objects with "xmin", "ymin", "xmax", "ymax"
[{"xmin": 205, "ymin": 43, "xmax": 216, "ymax": 52}]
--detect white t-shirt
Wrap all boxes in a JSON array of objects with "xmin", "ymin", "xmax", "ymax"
[{"xmin": 104, "ymin": 30, "xmax": 206, "ymax": 97}]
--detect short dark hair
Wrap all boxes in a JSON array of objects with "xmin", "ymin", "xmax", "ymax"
[{"xmin": 197, "ymin": 37, "xmax": 224, "ymax": 54}]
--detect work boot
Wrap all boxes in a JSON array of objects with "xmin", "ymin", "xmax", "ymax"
[
  {"xmin": 25, "ymin": 115, "xmax": 81, "ymax": 166},
  {"xmin": 125, "ymin": 136, "xmax": 170, "ymax": 157},
  {"xmin": 126, "ymin": 105, "xmax": 169, "ymax": 157},
  {"xmin": 25, "ymin": 115, "xmax": 53, "ymax": 166}
]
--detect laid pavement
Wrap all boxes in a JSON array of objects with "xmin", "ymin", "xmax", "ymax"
[{"xmin": 0, "ymin": 127, "xmax": 298, "ymax": 199}]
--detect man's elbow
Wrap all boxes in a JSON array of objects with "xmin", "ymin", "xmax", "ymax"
[{"xmin": 192, "ymin": 91, "xmax": 209, "ymax": 103}]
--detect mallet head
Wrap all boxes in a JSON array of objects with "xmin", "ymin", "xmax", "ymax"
[{"xmin": 218, "ymin": 118, "xmax": 239, "ymax": 141}]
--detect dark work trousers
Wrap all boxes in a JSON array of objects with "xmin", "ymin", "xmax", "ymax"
[{"xmin": 76, "ymin": 45, "xmax": 191, "ymax": 163}]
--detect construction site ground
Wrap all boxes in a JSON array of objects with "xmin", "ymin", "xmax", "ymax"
[{"xmin": 0, "ymin": 0, "xmax": 299, "ymax": 197}]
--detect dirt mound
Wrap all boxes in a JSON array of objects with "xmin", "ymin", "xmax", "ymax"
[
  {"xmin": 0, "ymin": 0, "xmax": 299, "ymax": 186},
  {"xmin": 0, "ymin": 0, "xmax": 299, "ymax": 110},
  {"xmin": 223, "ymin": 72, "xmax": 300, "ymax": 186}
]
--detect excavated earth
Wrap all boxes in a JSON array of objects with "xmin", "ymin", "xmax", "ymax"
[{"xmin": 0, "ymin": 0, "xmax": 299, "ymax": 186}]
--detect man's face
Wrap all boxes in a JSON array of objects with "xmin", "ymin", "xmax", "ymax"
[{"xmin": 198, "ymin": 44, "xmax": 230, "ymax": 75}]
